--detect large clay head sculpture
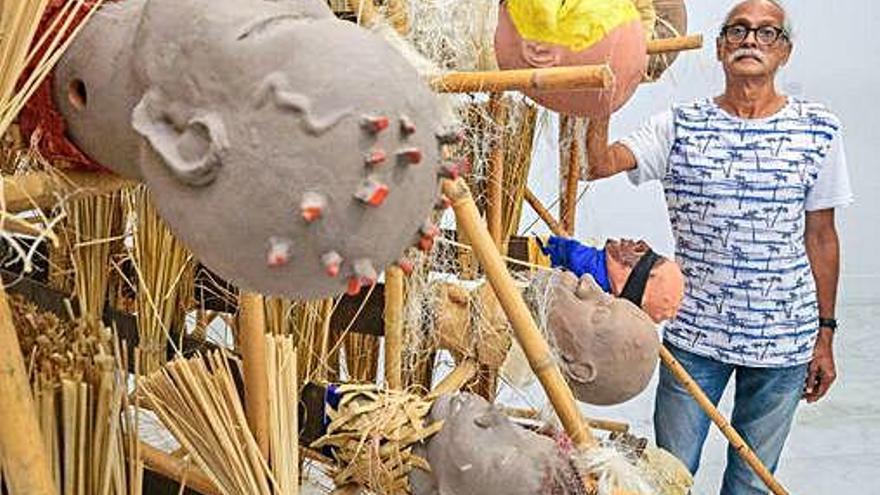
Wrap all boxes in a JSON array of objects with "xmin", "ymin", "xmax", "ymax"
[
  {"xmin": 545, "ymin": 270, "xmax": 659, "ymax": 405},
  {"xmin": 51, "ymin": 0, "xmax": 455, "ymax": 299},
  {"xmin": 410, "ymin": 393, "xmax": 586, "ymax": 495},
  {"xmin": 494, "ymin": 0, "xmax": 648, "ymax": 117},
  {"xmin": 605, "ymin": 239, "xmax": 685, "ymax": 323}
]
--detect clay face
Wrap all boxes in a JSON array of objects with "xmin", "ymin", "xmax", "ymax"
[
  {"xmin": 53, "ymin": 0, "xmax": 453, "ymax": 299},
  {"xmin": 494, "ymin": 1, "xmax": 647, "ymax": 117},
  {"xmin": 410, "ymin": 393, "xmax": 585, "ymax": 495},
  {"xmin": 545, "ymin": 270, "xmax": 659, "ymax": 405},
  {"xmin": 605, "ymin": 239, "xmax": 685, "ymax": 323}
]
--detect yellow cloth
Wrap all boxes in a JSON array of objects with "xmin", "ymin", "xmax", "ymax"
[
  {"xmin": 506, "ymin": 0, "xmax": 641, "ymax": 52},
  {"xmin": 528, "ymin": 236, "xmax": 552, "ymax": 271}
]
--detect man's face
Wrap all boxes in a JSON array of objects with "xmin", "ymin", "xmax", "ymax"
[{"xmin": 716, "ymin": 0, "xmax": 792, "ymax": 79}]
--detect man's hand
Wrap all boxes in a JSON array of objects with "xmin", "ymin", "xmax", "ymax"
[{"xmin": 804, "ymin": 328, "xmax": 836, "ymax": 403}]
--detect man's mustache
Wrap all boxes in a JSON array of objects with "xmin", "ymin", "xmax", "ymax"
[{"xmin": 728, "ymin": 48, "xmax": 766, "ymax": 63}]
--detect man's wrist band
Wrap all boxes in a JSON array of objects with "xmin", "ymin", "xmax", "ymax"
[{"xmin": 818, "ymin": 317, "xmax": 838, "ymax": 331}]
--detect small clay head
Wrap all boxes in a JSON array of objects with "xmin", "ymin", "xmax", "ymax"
[
  {"xmin": 604, "ymin": 239, "xmax": 685, "ymax": 323},
  {"xmin": 411, "ymin": 393, "xmax": 582, "ymax": 495},
  {"xmin": 545, "ymin": 270, "xmax": 659, "ymax": 405},
  {"xmin": 494, "ymin": 0, "xmax": 647, "ymax": 117}
]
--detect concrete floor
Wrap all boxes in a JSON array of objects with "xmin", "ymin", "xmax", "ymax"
[{"xmin": 569, "ymin": 302, "xmax": 880, "ymax": 494}]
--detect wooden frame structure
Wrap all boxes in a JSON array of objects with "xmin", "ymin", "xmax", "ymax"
[{"xmin": 0, "ymin": 2, "xmax": 792, "ymax": 495}]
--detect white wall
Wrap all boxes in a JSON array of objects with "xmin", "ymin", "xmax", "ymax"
[{"xmin": 525, "ymin": 0, "xmax": 880, "ymax": 304}]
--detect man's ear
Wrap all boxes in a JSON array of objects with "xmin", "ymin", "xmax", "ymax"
[
  {"xmin": 132, "ymin": 89, "xmax": 229, "ymax": 187},
  {"xmin": 780, "ymin": 42, "xmax": 793, "ymax": 67},
  {"xmin": 715, "ymin": 36, "xmax": 724, "ymax": 62}
]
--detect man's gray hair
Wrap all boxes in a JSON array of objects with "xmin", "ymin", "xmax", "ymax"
[{"xmin": 721, "ymin": 0, "xmax": 795, "ymax": 41}]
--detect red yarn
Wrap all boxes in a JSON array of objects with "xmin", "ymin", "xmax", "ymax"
[{"xmin": 17, "ymin": 0, "xmax": 106, "ymax": 171}]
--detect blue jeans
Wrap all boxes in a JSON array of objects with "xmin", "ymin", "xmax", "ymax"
[{"xmin": 654, "ymin": 343, "xmax": 808, "ymax": 495}]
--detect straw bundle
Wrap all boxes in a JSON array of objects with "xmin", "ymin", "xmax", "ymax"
[
  {"xmin": 311, "ymin": 384, "xmax": 443, "ymax": 494},
  {"xmin": 9, "ymin": 293, "xmax": 141, "ymax": 495},
  {"xmin": 65, "ymin": 189, "xmax": 124, "ymax": 325},
  {"xmin": 266, "ymin": 335, "xmax": 299, "ymax": 495},
  {"xmin": 140, "ymin": 351, "xmax": 274, "ymax": 495},
  {"xmin": 128, "ymin": 186, "xmax": 194, "ymax": 373},
  {"xmin": 344, "ymin": 332, "xmax": 381, "ymax": 383}
]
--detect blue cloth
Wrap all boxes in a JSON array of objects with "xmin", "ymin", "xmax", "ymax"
[
  {"xmin": 654, "ymin": 342, "xmax": 807, "ymax": 495},
  {"xmin": 540, "ymin": 236, "xmax": 611, "ymax": 293}
]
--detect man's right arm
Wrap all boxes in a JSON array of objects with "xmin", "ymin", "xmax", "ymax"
[
  {"xmin": 585, "ymin": 117, "xmax": 639, "ymax": 180},
  {"xmin": 584, "ymin": 111, "xmax": 675, "ymax": 184}
]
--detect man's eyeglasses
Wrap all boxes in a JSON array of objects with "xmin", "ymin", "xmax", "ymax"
[{"xmin": 721, "ymin": 24, "xmax": 789, "ymax": 46}]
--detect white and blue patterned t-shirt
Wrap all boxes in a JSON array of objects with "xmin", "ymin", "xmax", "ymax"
[{"xmin": 621, "ymin": 98, "xmax": 853, "ymax": 367}]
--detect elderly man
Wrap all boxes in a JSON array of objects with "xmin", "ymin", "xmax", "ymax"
[{"xmin": 585, "ymin": 0, "xmax": 852, "ymax": 492}]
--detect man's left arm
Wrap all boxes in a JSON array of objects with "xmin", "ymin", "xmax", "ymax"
[
  {"xmin": 803, "ymin": 209, "xmax": 839, "ymax": 403},
  {"xmin": 802, "ymin": 126, "xmax": 853, "ymax": 402}
]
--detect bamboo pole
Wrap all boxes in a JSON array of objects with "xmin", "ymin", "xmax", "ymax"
[
  {"xmin": 346, "ymin": 0, "xmax": 379, "ymax": 26},
  {"xmin": 1, "ymin": 170, "xmax": 129, "ymax": 213},
  {"xmin": 523, "ymin": 187, "xmax": 565, "ymax": 236},
  {"xmin": 487, "ymin": 93, "xmax": 507, "ymax": 248},
  {"xmin": 0, "ymin": 285, "xmax": 57, "ymax": 495},
  {"xmin": 659, "ymin": 346, "xmax": 789, "ymax": 495},
  {"xmin": 139, "ymin": 442, "xmax": 220, "ymax": 495},
  {"xmin": 383, "ymin": 265, "xmax": 404, "ymax": 390},
  {"xmin": 502, "ymin": 407, "xmax": 630, "ymax": 434},
  {"xmin": 559, "ymin": 117, "xmax": 583, "ymax": 235},
  {"xmin": 441, "ymin": 178, "xmax": 596, "ymax": 449},
  {"xmin": 429, "ymin": 359, "xmax": 478, "ymax": 399},
  {"xmin": 238, "ymin": 291, "xmax": 270, "ymax": 459},
  {"xmin": 431, "ymin": 64, "xmax": 613, "ymax": 94},
  {"xmin": 646, "ymin": 34, "xmax": 703, "ymax": 55}
]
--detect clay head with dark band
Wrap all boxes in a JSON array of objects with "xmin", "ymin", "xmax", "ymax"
[{"xmin": 605, "ymin": 239, "xmax": 685, "ymax": 323}]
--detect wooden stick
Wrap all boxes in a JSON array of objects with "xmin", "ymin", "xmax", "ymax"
[
  {"xmin": 659, "ymin": 345, "xmax": 789, "ymax": 495},
  {"xmin": 383, "ymin": 265, "xmax": 404, "ymax": 390},
  {"xmin": 560, "ymin": 117, "xmax": 583, "ymax": 235},
  {"xmin": 0, "ymin": 285, "xmax": 57, "ymax": 495},
  {"xmin": 1, "ymin": 170, "xmax": 129, "ymax": 213},
  {"xmin": 502, "ymin": 407, "xmax": 630, "ymax": 433},
  {"xmin": 523, "ymin": 187, "xmax": 565, "ymax": 236},
  {"xmin": 429, "ymin": 359, "xmax": 478, "ymax": 399},
  {"xmin": 346, "ymin": 0, "xmax": 379, "ymax": 26},
  {"xmin": 431, "ymin": 64, "xmax": 613, "ymax": 94},
  {"xmin": 646, "ymin": 34, "xmax": 704, "ymax": 55},
  {"xmin": 487, "ymin": 93, "xmax": 507, "ymax": 248},
  {"xmin": 0, "ymin": 211, "xmax": 59, "ymax": 244},
  {"xmin": 385, "ymin": 0, "xmax": 410, "ymax": 35},
  {"xmin": 442, "ymin": 178, "xmax": 596, "ymax": 449},
  {"xmin": 238, "ymin": 291, "xmax": 270, "ymax": 459},
  {"xmin": 139, "ymin": 442, "xmax": 220, "ymax": 495}
]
